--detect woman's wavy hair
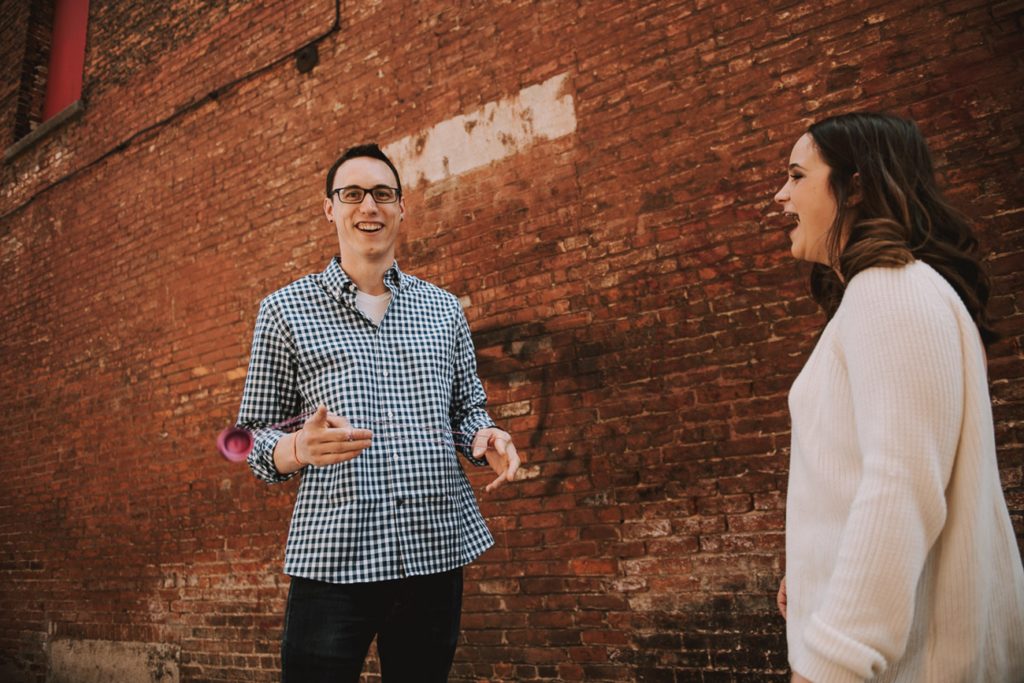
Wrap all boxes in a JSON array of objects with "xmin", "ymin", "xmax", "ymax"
[{"xmin": 806, "ymin": 112, "xmax": 997, "ymax": 345}]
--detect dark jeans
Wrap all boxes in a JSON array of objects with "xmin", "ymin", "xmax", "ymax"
[{"xmin": 281, "ymin": 567, "xmax": 464, "ymax": 683}]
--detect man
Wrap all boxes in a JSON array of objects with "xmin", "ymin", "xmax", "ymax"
[{"xmin": 236, "ymin": 143, "xmax": 521, "ymax": 682}]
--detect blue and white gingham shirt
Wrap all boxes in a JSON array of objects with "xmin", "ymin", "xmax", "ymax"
[{"xmin": 237, "ymin": 258, "xmax": 495, "ymax": 583}]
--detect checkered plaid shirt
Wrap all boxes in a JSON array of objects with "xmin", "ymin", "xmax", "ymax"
[{"xmin": 237, "ymin": 258, "xmax": 495, "ymax": 583}]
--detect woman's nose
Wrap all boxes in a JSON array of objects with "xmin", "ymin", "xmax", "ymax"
[{"xmin": 774, "ymin": 184, "xmax": 788, "ymax": 205}]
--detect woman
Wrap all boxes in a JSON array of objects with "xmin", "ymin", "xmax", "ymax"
[{"xmin": 773, "ymin": 112, "xmax": 1024, "ymax": 683}]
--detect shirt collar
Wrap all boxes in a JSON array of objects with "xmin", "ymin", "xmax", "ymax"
[{"xmin": 318, "ymin": 257, "xmax": 410, "ymax": 302}]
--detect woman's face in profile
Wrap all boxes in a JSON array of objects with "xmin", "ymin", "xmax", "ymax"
[{"xmin": 774, "ymin": 133, "xmax": 838, "ymax": 266}]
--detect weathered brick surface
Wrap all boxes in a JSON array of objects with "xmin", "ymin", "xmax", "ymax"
[
  {"xmin": 1, "ymin": 1, "xmax": 51, "ymax": 142},
  {"xmin": 1, "ymin": 1, "xmax": 1022, "ymax": 681}
]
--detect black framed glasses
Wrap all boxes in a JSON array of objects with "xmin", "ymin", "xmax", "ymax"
[{"xmin": 331, "ymin": 185, "xmax": 401, "ymax": 204}]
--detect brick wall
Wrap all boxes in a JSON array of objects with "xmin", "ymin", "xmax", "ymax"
[
  {"xmin": 0, "ymin": 1, "xmax": 1021, "ymax": 681},
  {"xmin": 2, "ymin": 1, "xmax": 52, "ymax": 141}
]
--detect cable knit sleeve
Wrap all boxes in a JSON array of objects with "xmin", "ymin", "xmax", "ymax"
[{"xmin": 794, "ymin": 265, "xmax": 964, "ymax": 683}]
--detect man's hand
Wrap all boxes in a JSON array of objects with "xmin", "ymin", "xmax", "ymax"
[
  {"xmin": 471, "ymin": 427, "xmax": 521, "ymax": 492},
  {"xmin": 295, "ymin": 405, "xmax": 373, "ymax": 468}
]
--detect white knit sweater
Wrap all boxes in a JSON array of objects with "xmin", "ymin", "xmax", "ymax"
[{"xmin": 785, "ymin": 261, "xmax": 1024, "ymax": 683}]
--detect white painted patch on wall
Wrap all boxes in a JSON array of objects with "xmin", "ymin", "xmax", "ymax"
[
  {"xmin": 385, "ymin": 73, "xmax": 576, "ymax": 189},
  {"xmin": 48, "ymin": 640, "xmax": 179, "ymax": 683}
]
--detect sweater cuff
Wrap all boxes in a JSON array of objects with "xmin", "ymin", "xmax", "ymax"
[{"xmin": 797, "ymin": 614, "xmax": 887, "ymax": 683}]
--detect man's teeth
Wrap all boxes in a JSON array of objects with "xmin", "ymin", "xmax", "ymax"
[{"xmin": 356, "ymin": 222, "xmax": 383, "ymax": 232}]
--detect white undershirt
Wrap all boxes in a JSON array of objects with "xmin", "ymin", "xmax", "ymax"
[{"xmin": 354, "ymin": 289, "xmax": 391, "ymax": 326}]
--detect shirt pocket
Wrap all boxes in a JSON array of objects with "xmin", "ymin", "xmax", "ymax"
[
  {"xmin": 293, "ymin": 317, "xmax": 363, "ymax": 401},
  {"xmin": 396, "ymin": 328, "xmax": 455, "ymax": 389}
]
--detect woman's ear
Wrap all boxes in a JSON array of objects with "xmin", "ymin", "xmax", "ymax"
[{"xmin": 846, "ymin": 172, "xmax": 863, "ymax": 207}]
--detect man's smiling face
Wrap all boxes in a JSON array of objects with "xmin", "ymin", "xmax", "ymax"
[{"xmin": 324, "ymin": 156, "xmax": 405, "ymax": 266}]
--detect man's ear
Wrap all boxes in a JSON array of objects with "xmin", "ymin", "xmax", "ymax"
[
  {"xmin": 846, "ymin": 172, "xmax": 863, "ymax": 207},
  {"xmin": 324, "ymin": 196, "xmax": 334, "ymax": 222}
]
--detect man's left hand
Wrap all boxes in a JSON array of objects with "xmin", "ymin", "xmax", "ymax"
[{"xmin": 472, "ymin": 428, "xmax": 521, "ymax": 492}]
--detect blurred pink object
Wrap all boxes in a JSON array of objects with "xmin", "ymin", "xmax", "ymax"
[{"xmin": 217, "ymin": 426, "xmax": 254, "ymax": 462}]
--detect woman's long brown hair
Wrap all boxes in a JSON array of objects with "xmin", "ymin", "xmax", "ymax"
[{"xmin": 806, "ymin": 112, "xmax": 997, "ymax": 345}]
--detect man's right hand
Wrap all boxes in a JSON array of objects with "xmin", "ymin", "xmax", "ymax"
[{"xmin": 293, "ymin": 405, "xmax": 372, "ymax": 468}]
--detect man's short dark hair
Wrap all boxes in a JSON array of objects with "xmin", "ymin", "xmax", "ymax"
[{"xmin": 325, "ymin": 143, "xmax": 403, "ymax": 197}]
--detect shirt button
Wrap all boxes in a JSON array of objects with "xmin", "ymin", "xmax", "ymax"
[
  {"xmin": 387, "ymin": 410, "xmax": 394, "ymax": 418},
  {"xmin": 382, "ymin": 370, "xmax": 389, "ymax": 377}
]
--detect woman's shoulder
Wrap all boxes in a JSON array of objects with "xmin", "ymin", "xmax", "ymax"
[
  {"xmin": 844, "ymin": 261, "xmax": 958, "ymax": 309},
  {"xmin": 837, "ymin": 261, "xmax": 963, "ymax": 337}
]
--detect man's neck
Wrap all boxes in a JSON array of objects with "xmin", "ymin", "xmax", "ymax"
[{"xmin": 339, "ymin": 255, "xmax": 392, "ymax": 295}]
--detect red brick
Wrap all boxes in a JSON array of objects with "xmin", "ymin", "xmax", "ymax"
[{"xmin": 2, "ymin": 1, "xmax": 1022, "ymax": 682}]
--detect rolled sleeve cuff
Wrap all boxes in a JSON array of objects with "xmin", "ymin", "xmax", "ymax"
[
  {"xmin": 458, "ymin": 413, "xmax": 496, "ymax": 466},
  {"xmin": 246, "ymin": 429, "xmax": 297, "ymax": 483}
]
